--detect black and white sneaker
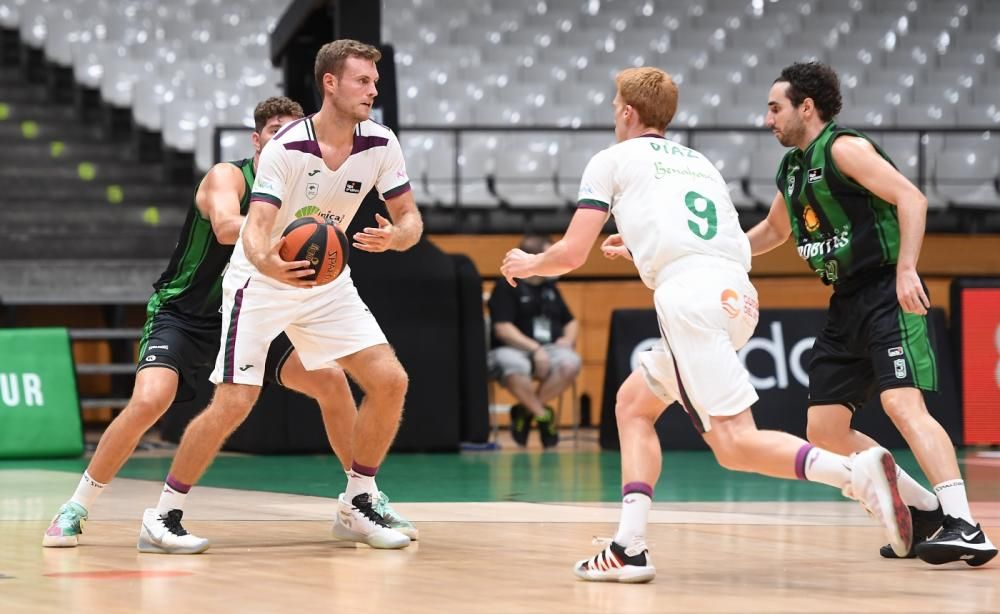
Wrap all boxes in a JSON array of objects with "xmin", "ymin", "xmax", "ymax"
[
  {"xmin": 573, "ymin": 537, "xmax": 655, "ymax": 583},
  {"xmin": 880, "ymin": 504, "xmax": 944, "ymax": 559},
  {"xmin": 915, "ymin": 515, "xmax": 997, "ymax": 567},
  {"xmin": 331, "ymin": 493, "xmax": 410, "ymax": 549},
  {"xmin": 137, "ymin": 508, "xmax": 209, "ymax": 554}
]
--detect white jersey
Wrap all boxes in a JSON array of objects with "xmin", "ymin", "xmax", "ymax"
[
  {"xmin": 231, "ymin": 116, "xmax": 411, "ymax": 284},
  {"xmin": 578, "ymin": 135, "xmax": 751, "ymax": 289}
]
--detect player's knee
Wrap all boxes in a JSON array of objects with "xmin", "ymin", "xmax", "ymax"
[
  {"xmin": 376, "ymin": 363, "xmax": 408, "ymax": 401},
  {"xmin": 881, "ymin": 391, "xmax": 924, "ymax": 426},
  {"xmin": 806, "ymin": 417, "xmax": 840, "ymax": 450},
  {"xmin": 121, "ymin": 396, "xmax": 169, "ymax": 428},
  {"xmin": 311, "ymin": 367, "xmax": 351, "ymax": 400}
]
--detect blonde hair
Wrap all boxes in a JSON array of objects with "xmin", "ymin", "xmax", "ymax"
[
  {"xmin": 615, "ymin": 67, "xmax": 678, "ymax": 131},
  {"xmin": 314, "ymin": 39, "xmax": 382, "ymax": 92}
]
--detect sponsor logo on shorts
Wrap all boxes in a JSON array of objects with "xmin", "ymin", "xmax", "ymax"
[
  {"xmin": 807, "ymin": 167, "xmax": 823, "ymax": 183},
  {"xmin": 145, "ymin": 355, "xmax": 157, "ymax": 362},
  {"xmin": 306, "ymin": 183, "xmax": 319, "ymax": 199},
  {"xmin": 894, "ymin": 358, "xmax": 907, "ymax": 379},
  {"xmin": 149, "ymin": 345, "xmax": 168, "ymax": 350},
  {"xmin": 345, "ymin": 180, "xmax": 362, "ymax": 194},
  {"xmin": 239, "ymin": 364, "xmax": 254, "ymax": 372},
  {"xmin": 888, "ymin": 347, "xmax": 904, "ymax": 357},
  {"xmin": 721, "ymin": 289, "xmax": 740, "ymax": 318}
]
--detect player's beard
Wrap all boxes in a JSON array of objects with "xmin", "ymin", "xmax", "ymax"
[{"xmin": 775, "ymin": 116, "xmax": 805, "ymax": 148}]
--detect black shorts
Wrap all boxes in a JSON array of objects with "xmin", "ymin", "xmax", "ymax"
[
  {"xmin": 137, "ymin": 309, "xmax": 293, "ymax": 402},
  {"xmin": 808, "ymin": 268, "xmax": 939, "ymax": 410}
]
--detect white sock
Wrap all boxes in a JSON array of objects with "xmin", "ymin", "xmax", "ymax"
[
  {"xmin": 344, "ymin": 470, "xmax": 377, "ymax": 502},
  {"xmin": 613, "ymin": 493, "xmax": 651, "ymax": 546},
  {"xmin": 69, "ymin": 471, "xmax": 105, "ymax": 513},
  {"xmin": 345, "ymin": 470, "xmax": 379, "ymax": 496},
  {"xmin": 934, "ymin": 479, "xmax": 975, "ymax": 524},
  {"xmin": 802, "ymin": 447, "xmax": 852, "ymax": 490},
  {"xmin": 156, "ymin": 483, "xmax": 188, "ymax": 516},
  {"xmin": 895, "ymin": 466, "xmax": 938, "ymax": 511}
]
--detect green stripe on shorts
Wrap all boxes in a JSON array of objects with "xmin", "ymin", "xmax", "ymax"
[{"xmin": 897, "ymin": 309, "xmax": 938, "ymax": 391}]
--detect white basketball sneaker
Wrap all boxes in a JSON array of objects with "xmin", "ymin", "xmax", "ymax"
[
  {"xmin": 331, "ymin": 493, "xmax": 411, "ymax": 549},
  {"xmin": 137, "ymin": 508, "xmax": 210, "ymax": 554},
  {"xmin": 573, "ymin": 537, "xmax": 655, "ymax": 583},
  {"xmin": 851, "ymin": 447, "xmax": 912, "ymax": 558}
]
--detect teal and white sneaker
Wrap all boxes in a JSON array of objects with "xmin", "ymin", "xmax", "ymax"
[
  {"xmin": 374, "ymin": 491, "xmax": 418, "ymax": 541},
  {"xmin": 42, "ymin": 501, "xmax": 88, "ymax": 547}
]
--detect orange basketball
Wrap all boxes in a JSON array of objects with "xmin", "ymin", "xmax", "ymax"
[{"xmin": 279, "ymin": 215, "xmax": 349, "ymax": 285}]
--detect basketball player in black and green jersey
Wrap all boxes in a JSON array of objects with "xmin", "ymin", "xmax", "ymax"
[
  {"xmin": 43, "ymin": 97, "xmax": 415, "ymax": 551},
  {"xmin": 748, "ymin": 62, "xmax": 994, "ymax": 567}
]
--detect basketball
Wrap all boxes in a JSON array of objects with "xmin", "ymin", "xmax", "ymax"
[{"xmin": 279, "ymin": 215, "xmax": 349, "ymax": 285}]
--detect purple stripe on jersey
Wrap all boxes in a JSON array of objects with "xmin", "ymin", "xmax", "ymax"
[
  {"xmin": 223, "ymin": 279, "xmax": 251, "ymax": 383},
  {"xmin": 250, "ymin": 193, "xmax": 282, "ymax": 208},
  {"xmin": 382, "ymin": 181, "xmax": 411, "ymax": 200},
  {"xmin": 640, "ymin": 132, "xmax": 667, "ymax": 139},
  {"xmin": 273, "ymin": 115, "xmax": 310, "ymax": 140},
  {"xmin": 284, "ymin": 139, "xmax": 323, "ymax": 158},
  {"xmin": 352, "ymin": 134, "xmax": 389, "ymax": 154}
]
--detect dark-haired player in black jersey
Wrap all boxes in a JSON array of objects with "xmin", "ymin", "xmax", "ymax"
[
  {"xmin": 748, "ymin": 61, "xmax": 994, "ymax": 567},
  {"xmin": 43, "ymin": 97, "xmax": 415, "ymax": 552}
]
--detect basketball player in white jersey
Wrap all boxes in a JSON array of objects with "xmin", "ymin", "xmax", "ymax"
[
  {"xmin": 501, "ymin": 67, "xmax": 912, "ymax": 583},
  {"xmin": 138, "ymin": 40, "xmax": 422, "ymax": 553}
]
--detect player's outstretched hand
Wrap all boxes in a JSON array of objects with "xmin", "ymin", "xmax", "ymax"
[
  {"xmin": 601, "ymin": 234, "xmax": 632, "ymax": 261},
  {"xmin": 259, "ymin": 237, "xmax": 317, "ymax": 288},
  {"xmin": 353, "ymin": 213, "xmax": 395, "ymax": 252},
  {"xmin": 896, "ymin": 267, "xmax": 929, "ymax": 315},
  {"xmin": 500, "ymin": 248, "xmax": 537, "ymax": 287}
]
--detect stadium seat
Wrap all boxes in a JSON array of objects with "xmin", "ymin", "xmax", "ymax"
[
  {"xmin": 493, "ymin": 134, "xmax": 565, "ymax": 209},
  {"xmin": 932, "ymin": 150, "xmax": 1000, "ymax": 208}
]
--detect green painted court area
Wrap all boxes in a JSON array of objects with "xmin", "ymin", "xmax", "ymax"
[{"xmin": 0, "ymin": 448, "xmax": 941, "ymax": 503}]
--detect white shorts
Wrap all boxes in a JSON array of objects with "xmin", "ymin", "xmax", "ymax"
[
  {"xmin": 210, "ymin": 265, "xmax": 387, "ymax": 386},
  {"xmin": 637, "ymin": 259, "xmax": 760, "ymax": 432}
]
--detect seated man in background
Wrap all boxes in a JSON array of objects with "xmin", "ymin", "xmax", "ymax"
[{"xmin": 487, "ymin": 234, "xmax": 581, "ymax": 448}]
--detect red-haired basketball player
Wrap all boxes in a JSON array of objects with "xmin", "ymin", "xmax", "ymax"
[
  {"xmin": 137, "ymin": 40, "xmax": 422, "ymax": 552},
  {"xmin": 501, "ymin": 67, "xmax": 911, "ymax": 583}
]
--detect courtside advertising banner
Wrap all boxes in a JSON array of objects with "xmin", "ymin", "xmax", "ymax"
[
  {"xmin": 0, "ymin": 328, "xmax": 83, "ymax": 457},
  {"xmin": 601, "ymin": 308, "xmax": 960, "ymax": 450},
  {"xmin": 960, "ymin": 288, "xmax": 1000, "ymax": 445}
]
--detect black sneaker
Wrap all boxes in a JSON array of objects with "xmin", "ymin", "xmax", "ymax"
[
  {"xmin": 914, "ymin": 515, "xmax": 997, "ymax": 566},
  {"xmin": 574, "ymin": 538, "xmax": 655, "ymax": 583},
  {"xmin": 509, "ymin": 404, "xmax": 532, "ymax": 446},
  {"xmin": 537, "ymin": 406, "xmax": 559, "ymax": 448},
  {"xmin": 879, "ymin": 504, "xmax": 944, "ymax": 559}
]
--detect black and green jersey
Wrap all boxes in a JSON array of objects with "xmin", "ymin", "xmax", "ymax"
[
  {"xmin": 776, "ymin": 122, "xmax": 900, "ymax": 287},
  {"xmin": 149, "ymin": 158, "xmax": 254, "ymax": 323}
]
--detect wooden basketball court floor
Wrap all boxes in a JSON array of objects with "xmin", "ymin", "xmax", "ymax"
[{"xmin": 2, "ymin": 439, "xmax": 999, "ymax": 614}]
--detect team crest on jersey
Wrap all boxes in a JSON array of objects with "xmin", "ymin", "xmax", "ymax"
[
  {"xmin": 786, "ymin": 173, "xmax": 796, "ymax": 196},
  {"xmin": 306, "ymin": 183, "xmax": 319, "ymax": 199},
  {"xmin": 808, "ymin": 167, "xmax": 824, "ymax": 183},
  {"xmin": 803, "ymin": 203, "xmax": 821, "ymax": 232}
]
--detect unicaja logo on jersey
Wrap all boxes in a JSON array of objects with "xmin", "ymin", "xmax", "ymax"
[
  {"xmin": 721, "ymin": 289, "xmax": 741, "ymax": 318},
  {"xmin": 803, "ymin": 203, "xmax": 821, "ymax": 232},
  {"xmin": 294, "ymin": 206, "xmax": 321, "ymax": 218}
]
